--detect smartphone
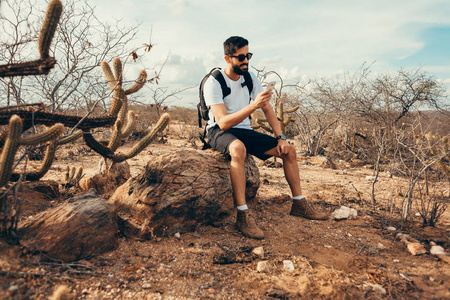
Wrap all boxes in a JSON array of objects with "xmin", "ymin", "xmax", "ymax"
[{"xmin": 266, "ymin": 81, "xmax": 276, "ymax": 91}]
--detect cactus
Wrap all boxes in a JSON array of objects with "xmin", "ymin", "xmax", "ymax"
[
  {"xmin": 83, "ymin": 113, "xmax": 170, "ymax": 163},
  {"xmin": 125, "ymin": 70, "xmax": 147, "ymax": 95},
  {"xmin": 113, "ymin": 113, "xmax": 170, "ymax": 162},
  {"xmin": 251, "ymin": 101, "xmax": 299, "ymax": 136},
  {"xmin": 38, "ymin": 0, "xmax": 63, "ymax": 59},
  {"xmin": 0, "ymin": 115, "xmax": 64, "ymax": 187},
  {"xmin": 99, "ymin": 58, "xmax": 148, "ymax": 152},
  {"xmin": 62, "ymin": 165, "xmax": 83, "ymax": 188}
]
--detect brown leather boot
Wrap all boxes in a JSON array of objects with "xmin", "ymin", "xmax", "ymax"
[
  {"xmin": 235, "ymin": 210, "xmax": 265, "ymax": 240},
  {"xmin": 290, "ymin": 198, "xmax": 328, "ymax": 220}
]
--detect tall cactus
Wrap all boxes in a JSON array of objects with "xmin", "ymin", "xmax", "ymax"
[
  {"xmin": 38, "ymin": 0, "xmax": 63, "ymax": 59},
  {"xmin": 252, "ymin": 101, "xmax": 299, "ymax": 135},
  {"xmin": 0, "ymin": 115, "xmax": 64, "ymax": 187},
  {"xmin": 100, "ymin": 58, "xmax": 146, "ymax": 151}
]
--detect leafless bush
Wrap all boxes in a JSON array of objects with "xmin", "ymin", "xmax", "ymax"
[{"xmin": 416, "ymin": 181, "xmax": 449, "ymax": 227}]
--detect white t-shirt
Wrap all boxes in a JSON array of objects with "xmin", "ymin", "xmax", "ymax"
[{"xmin": 203, "ymin": 69, "xmax": 263, "ymax": 130}]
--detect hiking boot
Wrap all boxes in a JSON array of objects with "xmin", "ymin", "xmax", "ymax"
[
  {"xmin": 235, "ymin": 210, "xmax": 265, "ymax": 240},
  {"xmin": 290, "ymin": 198, "xmax": 328, "ymax": 220}
]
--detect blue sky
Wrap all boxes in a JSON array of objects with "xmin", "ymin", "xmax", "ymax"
[{"xmin": 5, "ymin": 0, "xmax": 450, "ymax": 107}]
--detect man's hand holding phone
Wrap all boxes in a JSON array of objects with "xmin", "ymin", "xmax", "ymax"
[{"xmin": 252, "ymin": 82, "xmax": 276, "ymax": 110}]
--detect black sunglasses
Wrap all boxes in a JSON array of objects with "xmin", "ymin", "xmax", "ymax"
[{"xmin": 228, "ymin": 52, "xmax": 253, "ymax": 62}]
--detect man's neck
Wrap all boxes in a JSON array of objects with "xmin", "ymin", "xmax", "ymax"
[{"xmin": 224, "ymin": 65, "xmax": 240, "ymax": 81}]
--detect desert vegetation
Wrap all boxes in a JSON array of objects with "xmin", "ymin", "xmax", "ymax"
[{"xmin": 0, "ymin": 0, "xmax": 449, "ymax": 299}]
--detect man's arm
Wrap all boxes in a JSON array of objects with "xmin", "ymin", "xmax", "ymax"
[
  {"xmin": 210, "ymin": 89, "xmax": 273, "ymax": 131},
  {"xmin": 261, "ymin": 102, "xmax": 291, "ymax": 155}
]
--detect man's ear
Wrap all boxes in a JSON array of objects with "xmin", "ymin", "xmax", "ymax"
[{"xmin": 224, "ymin": 55, "xmax": 231, "ymax": 64}]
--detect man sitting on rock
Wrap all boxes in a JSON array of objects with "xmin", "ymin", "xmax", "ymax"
[{"xmin": 203, "ymin": 36, "xmax": 328, "ymax": 240}]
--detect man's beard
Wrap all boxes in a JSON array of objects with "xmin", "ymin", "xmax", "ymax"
[{"xmin": 232, "ymin": 63, "xmax": 248, "ymax": 75}]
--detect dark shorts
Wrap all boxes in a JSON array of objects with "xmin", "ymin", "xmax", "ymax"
[{"xmin": 207, "ymin": 125, "xmax": 278, "ymax": 160}]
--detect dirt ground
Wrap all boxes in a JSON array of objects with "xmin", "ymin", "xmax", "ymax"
[{"xmin": 0, "ymin": 134, "xmax": 449, "ymax": 299}]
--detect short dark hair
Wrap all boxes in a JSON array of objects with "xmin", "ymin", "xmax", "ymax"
[{"xmin": 223, "ymin": 36, "xmax": 249, "ymax": 56}]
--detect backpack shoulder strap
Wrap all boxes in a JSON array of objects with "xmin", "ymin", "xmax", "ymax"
[
  {"xmin": 210, "ymin": 68, "xmax": 231, "ymax": 99},
  {"xmin": 242, "ymin": 71, "xmax": 253, "ymax": 95}
]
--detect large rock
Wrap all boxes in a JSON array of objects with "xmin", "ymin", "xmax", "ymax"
[
  {"xmin": 19, "ymin": 190, "xmax": 118, "ymax": 261},
  {"xmin": 109, "ymin": 148, "xmax": 260, "ymax": 238}
]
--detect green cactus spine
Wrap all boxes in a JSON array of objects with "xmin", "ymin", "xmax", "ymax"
[{"xmin": 38, "ymin": 0, "xmax": 63, "ymax": 59}]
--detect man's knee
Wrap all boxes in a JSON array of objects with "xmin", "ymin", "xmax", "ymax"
[
  {"xmin": 285, "ymin": 144, "xmax": 297, "ymax": 160},
  {"xmin": 229, "ymin": 140, "xmax": 246, "ymax": 160}
]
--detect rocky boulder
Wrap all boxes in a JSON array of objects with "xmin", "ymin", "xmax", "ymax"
[
  {"xmin": 109, "ymin": 148, "xmax": 260, "ymax": 238},
  {"xmin": 19, "ymin": 190, "xmax": 118, "ymax": 261}
]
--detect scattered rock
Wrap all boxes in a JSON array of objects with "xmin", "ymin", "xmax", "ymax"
[
  {"xmin": 252, "ymin": 246, "xmax": 264, "ymax": 258},
  {"xmin": 396, "ymin": 233, "xmax": 427, "ymax": 256},
  {"xmin": 283, "ymin": 260, "xmax": 295, "ymax": 272},
  {"xmin": 174, "ymin": 232, "xmax": 181, "ymax": 239},
  {"xmin": 377, "ymin": 243, "xmax": 386, "ymax": 249},
  {"xmin": 331, "ymin": 206, "xmax": 357, "ymax": 220},
  {"xmin": 110, "ymin": 149, "xmax": 260, "ymax": 238},
  {"xmin": 386, "ymin": 226, "xmax": 396, "ymax": 232},
  {"xmin": 407, "ymin": 243, "xmax": 427, "ymax": 256},
  {"xmin": 363, "ymin": 283, "xmax": 386, "ymax": 295},
  {"xmin": 19, "ymin": 190, "xmax": 118, "ymax": 261},
  {"xmin": 430, "ymin": 245, "xmax": 446, "ymax": 255},
  {"xmin": 142, "ymin": 283, "xmax": 151, "ymax": 289},
  {"xmin": 257, "ymin": 261, "xmax": 271, "ymax": 273},
  {"xmin": 393, "ymin": 259, "xmax": 400, "ymax": 263}
]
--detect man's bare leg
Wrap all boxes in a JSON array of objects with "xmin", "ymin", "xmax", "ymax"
[
  {"xmin": 229, "ymin": 140, "xmax": 264, "ymax": 239},
  {"xmin": 264, "ymin": 144, "xmax": 328, "ymax": 220}
]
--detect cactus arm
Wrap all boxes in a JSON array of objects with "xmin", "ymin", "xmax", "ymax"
[
  {"xmin": 13, "ymin": 142, "xmax": 57, "ymax": 181},
  {"xmin": 113, "ymin": 58, "xmax": 123, "ymax": 88},
  {"xmin": 38, "ymin": 0, "xmax": 63, "ymax": 59},
  {"xmin": 112, "ymin": 113, "xmax": 170, "ymax": 163},
  {"xmin": 108, "ymin": 92, "xmax": 123, "ymax": 116},
  {"xmin": 284, "ymin": 106, "xmax": 299, "ymax": 114},
  {"xmin": 56, "ymin": 129, "xmax": 83, "ymax": 146},
  {"xmin": 107, "ymin": 119, "xmax": 123, "ymax": 151},
  {"xmin": 19, "ymin": 123, "xmax": 64, "ymax": 145},
  {"xmin": 125, "ymin": 70, "xmax": 147, "ymax": 95},
  {"xmin": 83, "ymin": 131, "xmax": 115, "ymax": 159},
  {"xmin": 101, "ymin": 61, "xmax": 118, "ymax": 91},
  {"xmin": 120, "ymin": 111, "xmax": 138, "ymax": 139},
  {"xmin": 0, "ymin": 116, "xmax": 23, "ymax": 187}
]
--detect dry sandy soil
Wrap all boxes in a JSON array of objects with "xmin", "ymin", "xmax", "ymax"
[{"xmin": 0, "ymin": 133, "xmax": 449, "ymax": 299}]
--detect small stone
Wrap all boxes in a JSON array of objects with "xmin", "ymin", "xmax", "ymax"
[
  {"xmin": 331, "ymin": 206, "xmax": 357, "ymax": 220},
  {"xmin": 386, "ymin": 226, "xmax": 396, "ymax": 232},
  {"xmin": 407, "ymin": 242, "xmax": 427, "ymax": 256},
  {"xmin": 364, "ymin": 283, "xmax": 386, "ymax": 295},
  {"xmin": 174, "ymin": 232, "xmax": 181, "ymax": 239},
  {"xmin": 82, "ymin": 288, "xmax": 88, "ymax": 294},
  {"xmin": 324, "ymin": 245, "xmax": 333, "ymax": 249},
  {"xmin": 393, "ymin": 259, "xmax": 400, "ymax": 263},
  {"xmin": 430, "ymin": 245, "xmax": 446, "ymax": 255},
  {"xmin": 257, "ymin": 261, "xmax": 271, "ymax": 273},
  {"xmin": 283, "ymin": 260, "xmax": 295, "ymax": 272},
  {"xmin": 142, "ymin": 283, "xmax": 151, "ymax": 289},
  {"xmin": 8, "ymin": 285, "xmax": 19, "ymax": 293},
  {"xmin": 252, "ymin": 246, "xmax": 264, "ymax": 258},
  {"xmin": 377, "ymin": 243, "xmax": 386, "ymax": 249}
]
